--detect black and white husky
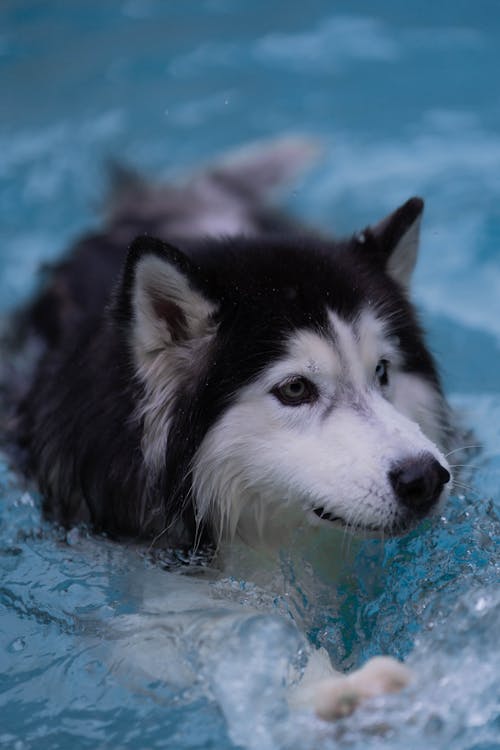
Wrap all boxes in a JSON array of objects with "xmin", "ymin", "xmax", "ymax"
[{"xmin": 14, "ymin": 138, "xmax": 453, "ymax": 723}]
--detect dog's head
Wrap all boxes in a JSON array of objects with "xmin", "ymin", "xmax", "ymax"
[{"xmin": 115, "ymin": 197, "xmax": 451, "ymax": 546}]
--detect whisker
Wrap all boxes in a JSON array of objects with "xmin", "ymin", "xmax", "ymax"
[
  {"xmin": 445, "ymin": 444, "xmax": 482, "ymax": 458},
  {"xmin": 449, "ymin": 463, "xmax": 482, "ymax": 470},
  {"xmin": 451, "ymin": 481, "xmax": 481, "ymax": 497}
]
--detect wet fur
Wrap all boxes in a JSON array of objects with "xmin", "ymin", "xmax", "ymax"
[
  {"xmin": 13, "ymin": 139, "xmax": 452, "ymax": 551},
  {"xmin": 7, "ymin": 138, "xmax": 457, "ymax": 724}
]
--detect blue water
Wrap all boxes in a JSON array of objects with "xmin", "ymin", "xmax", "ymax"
[{"xmin": 1, "ymin": 2, "xmax": 499, "ymax": 749}]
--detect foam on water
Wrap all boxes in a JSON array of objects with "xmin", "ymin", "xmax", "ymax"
[{"xmin": 1, "ymin": 2, "xmax": 499, "ymax": 749}]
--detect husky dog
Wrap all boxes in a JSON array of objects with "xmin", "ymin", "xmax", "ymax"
[{"xmin": 14, "ymin": 138, "xmax": 452, "ymax": 721}]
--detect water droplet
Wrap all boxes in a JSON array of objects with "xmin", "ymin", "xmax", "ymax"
[
  {"xmin": 9, "ymin": 637, "xmax": 26, "ymax": 653},
  {"xmin": 66, "ymin": 527, "xmax": 80, "ymax": 546},
  {"xmin": 16, "ymin": 492, "xmax": 34, "ymax": 507},
  {"xmin": 475, "ymin": 596, "xmax": 488, "ymax": 612}
]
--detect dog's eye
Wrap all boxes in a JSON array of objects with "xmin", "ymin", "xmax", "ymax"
[
  {"xmin": 375, "ymin": 359, "xmax": 390, "ymax": 387},
  {"xmin": 271, "ymin": 377, "xmax": 318, "ymax": 406}
]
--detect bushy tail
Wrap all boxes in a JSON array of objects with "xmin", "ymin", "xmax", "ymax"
[{"xmin": 105, "ymin": 135, "xmax": 320, "ymax": 238}]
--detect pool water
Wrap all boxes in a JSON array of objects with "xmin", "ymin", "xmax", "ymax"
[{"xmin": 1, "ymin": 2, "xmax": 499, "ymax": 749}]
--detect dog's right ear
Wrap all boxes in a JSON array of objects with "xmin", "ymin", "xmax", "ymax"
[{"xmin": 116, "ymin": 236, "xmax": 217, "ymax": 359}]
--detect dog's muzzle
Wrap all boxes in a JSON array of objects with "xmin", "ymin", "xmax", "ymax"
[{"xmin": 312, "ymin": 451, "xmax": 451, "ymax": 534}]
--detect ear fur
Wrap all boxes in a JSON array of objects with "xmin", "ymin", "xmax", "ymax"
[
  {"xmin": 364, "ymin": 197, "xmax": 424, "ymax": 289},
  {"xmin": 114, "ymin": 237, "xmax": 218, "ymax": 472},
  {"xmin": 120, "ymin": 236, "xmax": 217, "ymax": 362}
]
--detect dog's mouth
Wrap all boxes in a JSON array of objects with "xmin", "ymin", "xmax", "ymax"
[
  {"xmin": 313, "ymin": 507, "xmax": 343, "ymax": 524},
  {"xmin": 312, "ymin": 506, "xmax": 414, "ymax": 536}
]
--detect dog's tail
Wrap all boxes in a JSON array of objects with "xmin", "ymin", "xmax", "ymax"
[
  {"xmin": 105, "ymin": 136, "xmax": 321, "ymax": 238},
  {"xmin": 6, "ymin": 136, "xmax": 320, "ymax": 369}
]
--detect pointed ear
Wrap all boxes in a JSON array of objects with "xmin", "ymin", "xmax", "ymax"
[
  {"xmin": 117, "ymin": 236, "xmax": 217, "ymax": 360},
  {"xmin": 363, "ymin": 197, "xmax": 424, "ymax": 288}
]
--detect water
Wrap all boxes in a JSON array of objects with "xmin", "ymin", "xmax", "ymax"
[{"xmin": 1, "ymin": 2, "xmax": 499, "ymax": 749}]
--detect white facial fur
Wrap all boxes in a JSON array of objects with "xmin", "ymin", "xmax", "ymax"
[{"xmin": 192, "ymin": 310, "xmax": 450, "ymax": 545}]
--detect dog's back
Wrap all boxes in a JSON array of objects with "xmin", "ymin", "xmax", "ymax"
[
  {"xmin": 25, "ymin": 138, "xmax": 317, "ymax": 349},
  {"xmin": 12, "ymin": 138, "xmax": 321, "ymax": 540}
]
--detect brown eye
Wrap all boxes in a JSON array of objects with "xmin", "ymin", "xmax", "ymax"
[
  {"xmin": 271, "ymin": 377, "xmax": 318, "ymax": 406},
  {"xmin": 375, "ymin": 359, "xmax": 390, "ymax": 387}
]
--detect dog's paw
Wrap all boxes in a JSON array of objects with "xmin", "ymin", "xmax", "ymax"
[{"xmin": 313, "ymin": 656, "xmax": 411, "ymax": 721}]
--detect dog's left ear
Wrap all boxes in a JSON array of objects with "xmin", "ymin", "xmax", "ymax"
[{"xmin": 363, "ymin": 197, "xmax": 424, "ymax": 289}]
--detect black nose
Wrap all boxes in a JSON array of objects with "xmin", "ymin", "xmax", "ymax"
[{"xmin": 389, "ymin": 454, "xmax": 450, "ymax": 515}]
